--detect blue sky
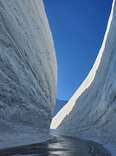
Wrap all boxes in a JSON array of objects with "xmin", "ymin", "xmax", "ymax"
[{"xmin": 44, "ymin": 0, "xmax": 112, "ymax": 100}]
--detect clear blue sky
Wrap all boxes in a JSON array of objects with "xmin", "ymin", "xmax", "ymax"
[{"xmin": 44, "ymin": 0, "xmax": 112, "ymax": 100}]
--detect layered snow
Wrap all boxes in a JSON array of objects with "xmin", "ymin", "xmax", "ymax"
[
  {"xmin": 0, "ymin": 0, "xmax": 57, "ymax": 148},
  {"xmin": 51, "ymin": 0, "xmax": 116, "ymax": 153}
]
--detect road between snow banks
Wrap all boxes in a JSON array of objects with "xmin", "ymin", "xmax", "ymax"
[{"xmin": 0, "ymin": 135, "xmax": 111, "ymax": 156}]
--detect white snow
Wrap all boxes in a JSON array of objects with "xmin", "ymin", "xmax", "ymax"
[
  {"xmin": 51, "ymin": 0, "xmax": 116, "ymax": 155},
  {"xmin": 0, "ymin": 0, "xmax": 57, "ymax": 148}
]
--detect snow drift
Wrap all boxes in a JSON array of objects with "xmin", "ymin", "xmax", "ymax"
[
  {"xmin": 51, "ymin": 0, "xmax": 116, "ymax": 146},
  {"xmin": 0, "ymin": 0, "xmax": 57, "ymax": 148}
]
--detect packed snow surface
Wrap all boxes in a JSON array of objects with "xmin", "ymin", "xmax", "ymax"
[
  {"xmin": 0, "ymin": 0, "xmax": 57, "ymax": 148},
  {"xmin": 51, "ymin": 0, "xmax": 116, "ymax": 154}
]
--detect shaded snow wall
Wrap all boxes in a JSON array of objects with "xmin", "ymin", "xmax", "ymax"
[{"xmin": 0, "ymin": 0, "xmax": 57, "ymax": 145}]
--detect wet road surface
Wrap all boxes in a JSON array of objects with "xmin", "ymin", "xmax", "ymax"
[{"xmin": 0, "ymin": 135, "xmax": 111, "ymax": 156}]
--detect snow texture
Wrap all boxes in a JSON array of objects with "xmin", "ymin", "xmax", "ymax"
[
  {"xmin": 104, "ymin": 144, "xmax": 116, "ymax": 156},
  {"xmin": 0, "ymin": 0, "xmax": 57, "ymax": 148},
  {"xmin": 51, "ymin": 0, "xmax": 116, "ymax": 154}
]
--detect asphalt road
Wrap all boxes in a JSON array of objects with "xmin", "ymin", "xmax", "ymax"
[{"xmin": 0, "ymin": 135, "xmax": 111, "ymax": 156}]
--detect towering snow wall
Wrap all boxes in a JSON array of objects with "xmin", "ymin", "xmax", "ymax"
[
  {"xmin": 51, "ymin": 0, "xmax": 116, "ymax": 144},
  {"xmin": 0, "ymin": 0, "xmax": 57, "ymax": 148}
]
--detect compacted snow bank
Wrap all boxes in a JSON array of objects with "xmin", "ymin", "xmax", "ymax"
[
  {"xmin": 0, "ymin": 0, "xmax": 57, "ymax": 148},
  {"xmin": 104, "ymin": 144, "xmax": 116, "ymax": 156},
  {"xmin": 0, "ymin": 131, "xmax": 51, "ymax": 150}
]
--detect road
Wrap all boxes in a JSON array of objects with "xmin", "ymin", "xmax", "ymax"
[{"xmin": 0, "ymin": 135, "xmax": 111, "ymax": 156}]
